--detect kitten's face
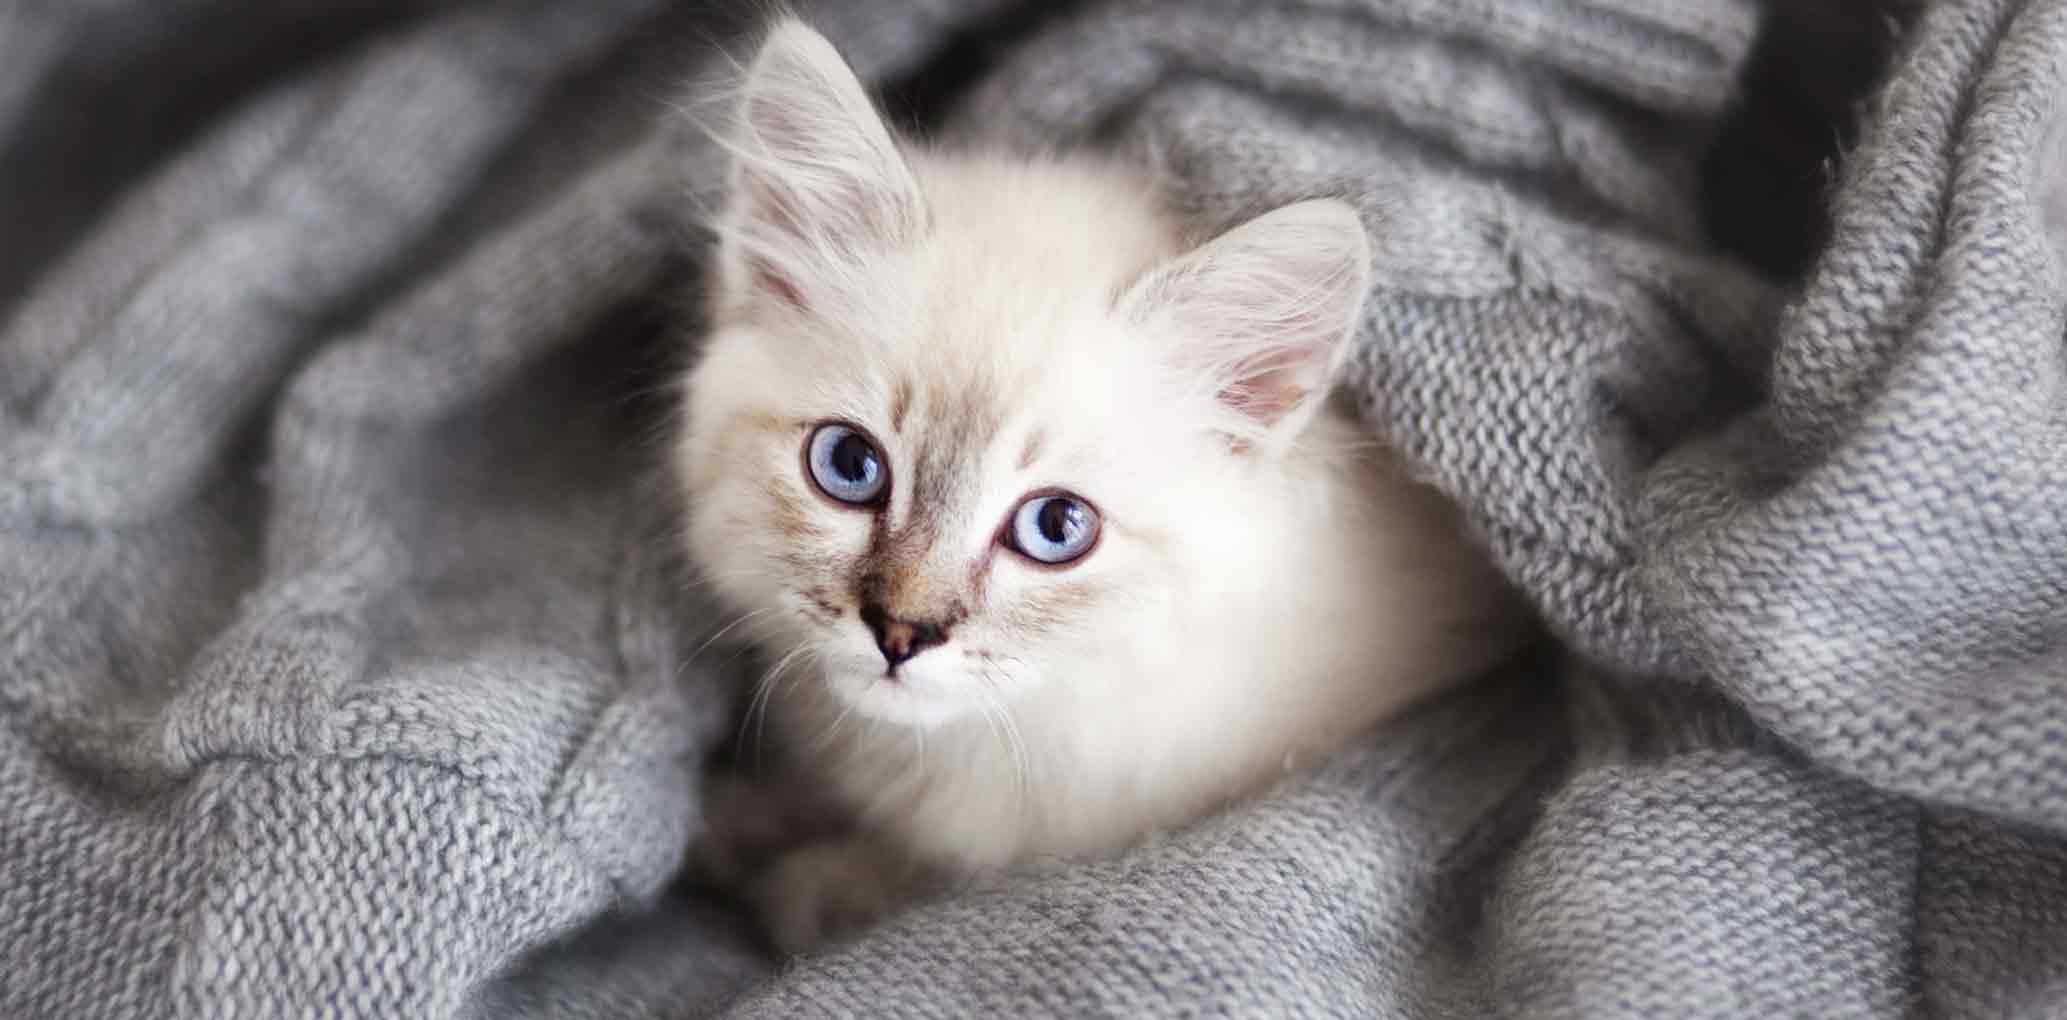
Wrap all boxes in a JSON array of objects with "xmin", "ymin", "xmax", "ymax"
[
  {"xmin": 677, "ymin": 21, "xmax": 1370, "ymax": 729},
  {"xmin": 684, "ymin": 281, "xmax": 1203, "ymax": 727}
]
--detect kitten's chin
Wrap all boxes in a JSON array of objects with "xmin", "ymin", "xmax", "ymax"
[{"xmin": 816, "ymin": 655, "xmax": 980, "ymax": 730}]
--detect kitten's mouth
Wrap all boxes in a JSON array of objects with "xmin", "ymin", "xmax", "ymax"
[
  {"xmin": 855, "ymin": 670, "xmax": 919, "ymax": 701},
  {"xmin": 819, "ymin": 655, "xmax": 966, "ymax": 728}
]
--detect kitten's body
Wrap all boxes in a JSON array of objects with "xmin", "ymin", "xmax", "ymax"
[{"xmin": 678, "ymin": 21, "xmax": 1522, "ymax": 950}]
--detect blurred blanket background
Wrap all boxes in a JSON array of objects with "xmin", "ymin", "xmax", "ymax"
[{"xmin": 15, "ymin": 0, "xmax": 2067, "ymax": 1017}]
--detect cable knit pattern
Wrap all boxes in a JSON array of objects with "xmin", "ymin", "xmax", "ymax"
[{"xmin": 4, "ymin": 0, "xmax": 2066, "ymax": 1017}]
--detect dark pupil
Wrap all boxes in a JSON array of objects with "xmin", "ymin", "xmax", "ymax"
[
  {"xmin": 831, "ymin": 434, "xmax": 875, "ymax": 483},
  {"xmin": 1037, "ymin": 499, "xmax": 1078, "ymax": 544}
]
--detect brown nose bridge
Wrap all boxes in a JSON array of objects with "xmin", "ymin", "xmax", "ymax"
[
  {"xmin": 861, "ymin": 512, "xmax": 971, "ymax": 621},
  {"xmin": 855, "ymin": 438, "xmax": 982, "ymax": 667},
  {"xmin": 865, "ymin": 569, "xmax": 965, "ymax": 626}
]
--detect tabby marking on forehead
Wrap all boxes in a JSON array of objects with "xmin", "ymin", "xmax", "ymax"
[
  {"xmin": 890, "ymin": 379, "xmax": 913, "ymax": 434},
  {"xmin": 1017, "ymin": 429, "xmax": 1047, "ymax": 471},
  {"xmin": 901, "ymin": 379, "xmax": 1003, "ymax": 517}
]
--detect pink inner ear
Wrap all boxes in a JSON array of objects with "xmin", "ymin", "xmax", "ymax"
[
  {"xmin": 1217, "ymin": 346, "xmax": 1319, "ymax": 425},
  {"xmin": 739, "ymin": 172, "xmax": 813, "ymax": 311},
  {"xmin": 748, "ymin": 258, "xmax": 805, "ymax": 310}
]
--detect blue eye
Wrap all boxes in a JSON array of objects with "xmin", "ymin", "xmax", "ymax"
[
  {"xmin": 1008, "ymin": 493, "xmax": 1100, "ymax": 565},
  {"xmin": 806, "ymin": 423, "xmax": 887, "ymax": 505}
]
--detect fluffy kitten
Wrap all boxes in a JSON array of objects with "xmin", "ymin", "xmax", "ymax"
[{"xmin": 676, "ymin": 19, "xmax": 1523, "ymax": 952}]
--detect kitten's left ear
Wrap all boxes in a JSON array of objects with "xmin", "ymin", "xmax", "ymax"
[{"xmin": 1121, "ymin": 199, "xmax": 1373, "ymax": 449}]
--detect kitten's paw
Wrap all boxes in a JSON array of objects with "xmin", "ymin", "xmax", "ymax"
[
  {"xmin": 752, "ymin": 839, "xmax": 898, "ymax": 955},
  {"xmin": 687, "ymin": 770, "xmax": 845, "ymax": 890},
  {"xmin": 686, "ymin": 773, "xmax": 789, "ymax": 889}
]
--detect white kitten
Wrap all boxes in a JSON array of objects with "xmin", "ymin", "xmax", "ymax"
[{"xmin": 676, "ymin": 18, "xmax": 1524, "ymax": 952}]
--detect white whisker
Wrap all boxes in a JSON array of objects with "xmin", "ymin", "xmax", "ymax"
[
  {"xmin": 685, "ymin": 607, "xmax": 773, "ymax": 672},
  {"xmin": 976, "ymin": 667, "xmax": 1033, "ymax": 807},
  {"xmin": 737, "ymin": 641, "xmax": 814, "ymax": 767},
  {"xmin": 905, "ymin": 721, "xmax": 927, "ymax": 793},
  {"xmin": 813, "ymin": 695, "xmax": 857, "ymax": 753}
]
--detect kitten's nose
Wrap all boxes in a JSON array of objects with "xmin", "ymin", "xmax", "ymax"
[{"xmin": 859, "ymin": 603, "xmax": 949, "ymax": 670}]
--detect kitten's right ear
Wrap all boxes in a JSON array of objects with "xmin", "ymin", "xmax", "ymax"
[
  {"xmin": 722, "ymin": 20, "xmax": 923, "ymax": 311},
  {"xmin": 1121, "ymin": 199, "xmax": 1372, "ymax": 452}
]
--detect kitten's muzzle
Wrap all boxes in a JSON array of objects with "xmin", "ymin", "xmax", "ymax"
[{"xmin": 858, "ymin": 602, "xmax": 950, "ymax": 671}]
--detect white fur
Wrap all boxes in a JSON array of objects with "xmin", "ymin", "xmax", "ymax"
[{"xmin": 676, "ymin": 19, "xmax": 1524, "ymax": 951}]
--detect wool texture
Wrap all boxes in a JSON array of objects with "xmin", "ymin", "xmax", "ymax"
[{"xmin": 4, "ymin": 0, "xmax": 2064, "ymax": 1017}]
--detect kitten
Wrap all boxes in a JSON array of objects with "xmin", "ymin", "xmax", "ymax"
[{"xmin": 676, "ymin": 18, "xmax": 1524, "ymax": 953}]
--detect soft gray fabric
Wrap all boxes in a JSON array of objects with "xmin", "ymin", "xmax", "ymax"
[{"xmin": 4, "ymin": 0, "xmax": 2065, "ymax": 1017}]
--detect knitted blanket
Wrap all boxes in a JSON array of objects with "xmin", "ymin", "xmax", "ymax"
[{"xmin": 5, "ymin": 0, "xmax": 2063, "ymax": 1016}]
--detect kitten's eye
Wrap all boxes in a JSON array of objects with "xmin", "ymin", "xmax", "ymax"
[
  {"xmin": 1008, "ymin": 493, "xmax": 1100, "ymax": 565},
  {"xmin": 806, "ymin": 423, "xmax": 888, "ymax": 505}
]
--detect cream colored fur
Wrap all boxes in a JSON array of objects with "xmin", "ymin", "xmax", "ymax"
[{"xmin": 676, "ymin": 19, "xmax": 1523, "ymax": 952}]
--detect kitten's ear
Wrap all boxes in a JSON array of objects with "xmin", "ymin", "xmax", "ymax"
[
  {"xmin": 723, "ymin": 19, "xmax": 923, "ymax": 309},
  {"xmin": 1122, "ymin": 199, "xmax": 1373, "ymax": 448}
]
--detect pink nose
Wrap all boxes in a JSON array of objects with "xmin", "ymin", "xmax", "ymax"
[{"xmin": 859, "ymin": 603, "xmax": 949, "ymax": 669}]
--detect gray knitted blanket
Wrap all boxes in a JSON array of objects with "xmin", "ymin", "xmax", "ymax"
[{"xmin": 5, "ymin": 0, "xmax": 2064, "ymax": 1016}]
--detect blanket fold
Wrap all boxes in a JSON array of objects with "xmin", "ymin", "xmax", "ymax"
[{"xmin": 5, "ymin": 0, "xmax": 2067, "ymax": 1017}]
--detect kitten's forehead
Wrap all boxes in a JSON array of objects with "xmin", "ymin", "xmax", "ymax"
[
  {"xmin": 872, "ymin": 157, "xmax": 1180, "ymax": 437},
  {"xmin": 916, "ymin": 153, "xmax": 1179, "ymax": 306},
  {"xmin": 878, "ymin": 360, "xmax": 1091, "ymax": 549},
  {"xmin": 789, "ymin": 152, "xmax": 1188, "ymax": 514},
  {"xmin": 884, "ymin": 330, "xmax": 1105, "ymax": 483}
]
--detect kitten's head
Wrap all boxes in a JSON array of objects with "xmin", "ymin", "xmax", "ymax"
[{"xmin": 677, "ymin": 20, "xmax": 1372, "ymax": 729}]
